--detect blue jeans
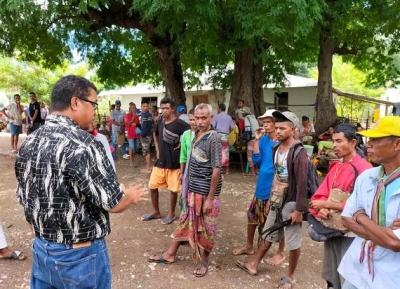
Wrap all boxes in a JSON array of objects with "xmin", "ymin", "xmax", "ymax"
[
  {"xmin": 342, "ymin": 280, "xmax": 358, "ymax": 289},
  {"xmin": 9, "ymin": 123, "xmax": 22, "ymax": 135},
  {"xmin": 111, "ymin": 131, "xmax": 127, "ymax": 157},
  {"xmin": 128, "ymin": 138, "xmax": 140, "ymax": 151},
  {"xmin": 31, "ymin": 237, "xmax": 111, "ymax": 289}
]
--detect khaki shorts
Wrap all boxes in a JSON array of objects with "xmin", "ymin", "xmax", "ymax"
[
  {"xmin": 148, "ymin": 167, "xmax": 181, "ymax": 192},
  {"xmin": 261, "ymin": 201, "xmax": 302, "ymax": 251},
  {"xmin": 140, "ymin": 135, "xmax": 152, "ymax": 155}
]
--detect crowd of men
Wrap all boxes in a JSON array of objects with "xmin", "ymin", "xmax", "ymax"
[
  {"xmin": 1, "ymin": 92, "xmax": 48, "ymax": 153},
  {"xmin": 2, "ymin": 74, "xmax": 400, "ymax": 289}
]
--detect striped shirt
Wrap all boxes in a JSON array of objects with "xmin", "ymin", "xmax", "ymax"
[
  {"xmin": 188, "ymin": 130, "xmax": 222, "ymax": 196},
  {"xmin": 15, "ymin": 114, "xmax": 124, "ymax": 244}
]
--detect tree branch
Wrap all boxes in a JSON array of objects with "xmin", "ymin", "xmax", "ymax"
[{"xmin": 334, "ymin": 42, "xmax": 358, "ymax": 55}]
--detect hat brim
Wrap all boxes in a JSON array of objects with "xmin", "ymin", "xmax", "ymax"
[
  {"xmin": 272, "ymin": 111, "xmax": 289, "ymax": 122},
  {"xmin": 357, "ymin": 130, "xmax": 391, "ymax": 138},
  {"xmin": 258, "ymin": 114, "xmax": 274, "ymax": 119}
]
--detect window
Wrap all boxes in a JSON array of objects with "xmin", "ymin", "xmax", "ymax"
[{"xmin": 141, "ymin": 97, "xmax": 158, "ymax": 108}]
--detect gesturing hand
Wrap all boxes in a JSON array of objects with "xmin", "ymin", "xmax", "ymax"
[{"xmin": 123, "ymin": 184, "xmax": 149, "ymax": 205}]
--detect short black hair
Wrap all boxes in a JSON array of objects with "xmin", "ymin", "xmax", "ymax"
[
  {"xmin": 29, "ymin": 92, "xmax": 36, "ymax": 96},
  {"xmin": 14, "ymin": 94, "xmax": 20, "ymax": 98},
  {"xmin": 141, "ymin": 100, "xmax": 149, "ymax": 105},
  {"xmin": 50, "ymin": 75, "xmax": 97, "ymax": 112},
  {"xmin": 238, "ymin": 99, "xmax": 245, "ymax": 104},
  {"xmin": 160, "ymin": 97, "xmax": 175, "ymax": 108},
  {"xmin": 218, "ymin": 103, "xmax": 226, "ymax": 111},
  {"xmin": 188, "ymin": 108, "xmax": 194, "ymax": 114},
  {"xmin": 98, "ymin": 129, "xmax": 111, "ymax": 139},
  {"xmin": 334, "ymin": 123, "xmax": 357, "ymax": 142},
  {"xmin": 302, "ymin": 116, "xmax": 309, "ymax": 121}
]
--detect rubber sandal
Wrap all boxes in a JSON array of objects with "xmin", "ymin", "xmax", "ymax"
[
  {"xmin": 277, "ymin": 276, "xmax": 296, "ymax": 289},
  {"xmin": 148, "ymin": 254, "xmax": 174, "ymax": 264},
  {"xmin": 194, "ymin": 261, "xmax": 208, "ymax": 277},
  {"xmin": 235, "ymin": 260, "xmax": 258, "ymax": 276},
  {"xmin": 140, "ymin": 214, "xmax": 161, "ymax": 221},
  {"xmin": 0, "ymin": 250, "xmax": 27, "ymax": 261},
  {"xmin": 161, "ymin": 216, "xmax": 175, "ymax": 225}
]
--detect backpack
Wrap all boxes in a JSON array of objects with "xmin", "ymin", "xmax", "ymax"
[{"xmin": 292, "ymin": 145, "xmax": 319, "ymax": 199}]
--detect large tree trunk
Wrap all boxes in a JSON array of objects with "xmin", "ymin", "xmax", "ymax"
[
  {"xmin": 150, "ymin": 34, "xmax": 186, "ymax": 106},
  {"xmin": 228, "ymin": 48, "xmax": 265, "ymax": 117},
  {"xmin": 315, "ymin": 18, "xmax": 338, "ymax": 135},
  {"xmin": 156, "ymin": 46, "xmax": 186, "ymax": 106}
]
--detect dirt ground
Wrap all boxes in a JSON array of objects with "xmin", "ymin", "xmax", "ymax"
[{"xmin": 0, "ymin": 132, "xmax": 326, "ymax": 289}]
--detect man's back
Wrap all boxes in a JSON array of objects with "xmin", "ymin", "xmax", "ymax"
[
  {"xmin": 213, "ymin": 112, "xmax": 232, "ymax": 134},
  {"xmin": 16, "ymin": 114, "xmax": 122, "ymax": 243},
  {"xmin": 110, "ymin": 109, "xmax": 125, "ymax": 132}
]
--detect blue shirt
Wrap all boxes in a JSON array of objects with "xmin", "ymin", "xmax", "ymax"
[
  {"xmin": 252, "ymin": 135, "xmax": 278, "ymax": 200},
  {"xmin": 140, "ymin": 111, "xmax": 153, "ymax": 137},
  {"xmin": 338, "ymin": 166, "xmax": 400, "ymax": 289}
]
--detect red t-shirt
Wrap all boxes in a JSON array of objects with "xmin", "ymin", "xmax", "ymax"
[
  {"xmin": 124, "ymin": 113, "xmax": 140, "ymax": 139},
  {"xmin": 310, "ymin": 154, "xmax": 372, "ymax": 217}
]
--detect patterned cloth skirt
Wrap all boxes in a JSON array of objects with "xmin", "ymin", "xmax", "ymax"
[{"xmin": 173, "ymin": 191, "xmax": 220, "ymax": 261}]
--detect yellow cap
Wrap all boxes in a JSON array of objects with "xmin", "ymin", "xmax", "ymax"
[{"xmin": 357, "ymin": 116, "xmax": 400, "ymax": 138}]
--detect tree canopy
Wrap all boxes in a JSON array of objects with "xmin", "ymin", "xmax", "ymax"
[{"xmin": 0, "ymin": 0, "xmax": 399, "ymax": 125}]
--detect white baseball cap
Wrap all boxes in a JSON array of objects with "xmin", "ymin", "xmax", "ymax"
[{"xmin": 258, "ymin": 109, "xmax": 277, "ymax": 119}]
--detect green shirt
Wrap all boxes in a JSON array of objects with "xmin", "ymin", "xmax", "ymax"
[{"xmin": 180, "ymin": 129, "xmax": 195, "ymax": 164}]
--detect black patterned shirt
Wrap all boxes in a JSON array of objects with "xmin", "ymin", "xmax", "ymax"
[
  {"xmin": 188, "ymin": 130, "xmax": 223, "ymax": 196},
  {"xmin": 15, "ymin": 114, "xmax": 124, "ymax": 244}
]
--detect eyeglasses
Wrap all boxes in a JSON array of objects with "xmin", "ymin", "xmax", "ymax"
[{"xmin": 77, "ymin": 97, "xmax": 98, "ymax": 110}]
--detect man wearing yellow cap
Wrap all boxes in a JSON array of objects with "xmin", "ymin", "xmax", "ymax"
[{"xmin": 338, "ymin": 116, "xmax": 400, "ymax": 289}]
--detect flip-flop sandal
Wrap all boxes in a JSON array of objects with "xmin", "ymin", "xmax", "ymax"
[
  {"xmin": 147, "ymin": 254, "xmax": 174, "ymax": 264},
  {"xmin": 194, "ymin": 261, "xmax": 208, "ymax": 277},
  {"xmin": 0, "ymin": 251, "xmax": 27, "ymax": 261},
  {"xmin": 276, "ymin": 276, "xmax": 296, "ymax": 289},
  {"xmin": 140, "ymin": 214, "xmax": 161, "ymax": 221},
  {"xmin": 235, "ymin": 260, "xmax": 258, "ymax": 276},
  {"xmin": 161, "ymin": 216, "xmax": 175, "ymax": 225}
]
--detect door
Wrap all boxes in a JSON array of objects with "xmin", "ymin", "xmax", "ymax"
[{"xmin": 193, "ymin": 94, "xmax": 209, "ymax": 107}]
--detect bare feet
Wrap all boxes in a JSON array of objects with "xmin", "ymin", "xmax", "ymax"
[
  {"xmin": 232, "ymin": 246, "xmax": 255, "ymax": 256},
  {"xmin": 266, "ymin": 251, "xmax": 285, "ymax": 266}
]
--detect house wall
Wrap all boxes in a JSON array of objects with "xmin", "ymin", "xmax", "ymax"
[
  {"xmin": 185, "ymin": 90, "xmax": 230, "ymax": 115},
  {"xmin": 120, "ymin": 93, "xmax": 165, "ymax": 111},
  {"xmin": 264, "ymin": 87, "xmax": 317, "ymax": 120},
  {"xmin": 117, "ymin": 87, "xmax": 317, "ymax": 120}
]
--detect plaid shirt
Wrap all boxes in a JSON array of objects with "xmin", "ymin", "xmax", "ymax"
[{"xmin": 15, "ymin": 114, "xmax": 124, "ymax": 244}]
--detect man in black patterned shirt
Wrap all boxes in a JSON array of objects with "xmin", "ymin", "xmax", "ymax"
[{"xmin": 15, "ymin": 75, "xmax": 147, "ymax": 289}]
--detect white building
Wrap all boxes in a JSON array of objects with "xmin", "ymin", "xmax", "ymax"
[{"xmin": 98, "ymin": 74, "xmax": 318, "ymax": 119}]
